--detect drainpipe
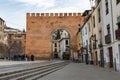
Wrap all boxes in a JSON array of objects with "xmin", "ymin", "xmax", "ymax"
[{"xmin": 110, "ymin": 0, "xmax": 115, "ymax": 42}]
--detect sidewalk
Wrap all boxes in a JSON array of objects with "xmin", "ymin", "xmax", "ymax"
[
  {"xmin": 0, "ymin": 60, "xmax": 46, "ymax": 66},
  {"xmin": 40, "ymin": 63, "xmax": 120, "ymax": 80},
  {"xmin": 0, "ymin": 60, "xmax": 48, "ymax": 69},
  {"xmin": 0, "ymin": 60, "xmax": 64, "ymax": 74}
]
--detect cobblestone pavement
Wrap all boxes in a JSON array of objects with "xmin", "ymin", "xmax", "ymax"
[{"xmin": 40, "ymin": 63, "xmax": 120, "ymax": 80}]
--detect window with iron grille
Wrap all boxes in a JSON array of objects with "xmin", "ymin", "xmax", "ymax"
[
  {"xmin": 105, "ymin": 0, "xmax": 109, "ymax": 15},
  {"xmin": 93, "ymin": 16, "xmax": 95, "ymax": 27},
  {"xmin": 55, "ymin": 43, "xmax": 57, "ymax": 47},
  {"xmin": 98, "ymin": 8, "xmax": 101, "ymax": 23},
  {"xmin": 107, "ymin": 24, "xmax": 110, "ymax": 34},
  {"xmin": 117, "ymin": 16, "xmax": 120, "ymax": 29},
  {"xmin": 116, "ymin": 0, "xmax": 120, "ymax": 4}
]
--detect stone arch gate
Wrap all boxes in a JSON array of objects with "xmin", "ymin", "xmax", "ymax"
[{"xmin": 26, "ymin": 13, "xmax": 84, "ymax": 60}]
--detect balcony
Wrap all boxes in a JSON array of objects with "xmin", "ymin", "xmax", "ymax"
[
  {"xmin": 116, "ymin": 29, "xmax": 120, "ymax": 40},
  {"xmin": 105, "ymin": 34, "xmax": 111, "ymax": 44}
]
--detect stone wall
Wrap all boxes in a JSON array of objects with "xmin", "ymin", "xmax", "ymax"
[{"xmin": 26, "ymin": 13, "xmax": 84, "ymax": 60}]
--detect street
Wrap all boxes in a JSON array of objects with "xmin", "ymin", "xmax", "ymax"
[
  {"xmin": 40, "ymin": 63, "xmax": 120, "ymax": 80},
  {"xmin": 0, "ymin": 61, "xmax": 120, "ymax": 80}
]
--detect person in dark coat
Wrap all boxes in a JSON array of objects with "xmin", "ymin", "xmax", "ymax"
[{"xmin": 31, "ymin": 55, "xmax": 34, "ymax": 61}]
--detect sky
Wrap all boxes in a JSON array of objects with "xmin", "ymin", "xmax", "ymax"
[{"xmin": 0, "ymin": 0, "xmax": 91, "ymax": 30}]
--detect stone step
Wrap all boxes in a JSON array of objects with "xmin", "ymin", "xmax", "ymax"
[
  {"xmin": 0, "ymin": 63, "xmax": 62, "ymax": 80},
  {"xmin": 12, "ymin": 63, "xmax": 67, "ymax": 80},
  {"xmin": 0, "ymin": 61, "xmax": 64, "ymax": 75},
  {"xmin": 0, "ymin": 62, "xmax": 67, "ymax": 80},
  {"xmin": 27, "ymin": 66, "xmax": 65, "ymax": 80}
]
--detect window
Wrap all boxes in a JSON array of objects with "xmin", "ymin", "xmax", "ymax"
[
  {"xmin": 85, "ymin": 27, "xmax": 87, "ymax": 34},
  {"xmin": 54, "ymin": 48, "xmax": 57, "ymax": 52},
  {"xmin": 105, "ymin": 0, "xmax": 109, "ymax": 15},
  {"xmin": 66, "ymin": 40, "xmax": 68, "ymax": 45},
  {"xmin": 98, "ymin": 8, "xmax": 101, "ymax": 23},
  {"xmin": 88, "ymin": 23, "xmax": 90, "ymax": 32},
  {"xmin": 83, "ymin": 30, "xmax": 84, "ymax": 36},
  {"xmin": 93, "ymin": 16, "xmax": 95, "ymax": 27},
  {"xmin": 116, "ymin": 0, "xmax": 120, "ymax": 4},
  {"xmin": 118, "ymin": 23, "xmax": 120, "ymax": 29},
  {"xmin": 93, "ymin": 34, "xmax": 97, "ymax": 49},
  {"xmin": 117, "ymin": 16, "xmax": 120, "ymax": 29},
  {"xmin": 86, "ymin": 40, "xmax": 88, "ymax": 46},
  {"xmin": 55, "ymin": 43, "xmax": 57, "ymax": 47},
  {"xmin": 107, "ymin": 24, "xmax": 110, "ymax": 34}
]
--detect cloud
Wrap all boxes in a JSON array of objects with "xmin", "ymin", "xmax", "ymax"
[
  {"xmin": 46, "ymin": 7, "xmax": 80, "ymax": 13},
  {"xmin": 14, "ymin": 0, "xmax": 91, "ymax": 12},
  {"xmin": 2, "ymin": 0, "xmax": 91, "ymax": 30},
  {"xmin": 15, "ymin": 0, "xmax": 55, "ymax": 8},
  {"xmin": 45, "ymin": 0, "xmax": 91, "ymax": 13}
]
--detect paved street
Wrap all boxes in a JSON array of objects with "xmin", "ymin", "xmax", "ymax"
[{"xmin": 40, "ymin": 63, "xmax": 120, "ymax": 80}]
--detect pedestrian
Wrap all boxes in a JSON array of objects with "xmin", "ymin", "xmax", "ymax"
[{"xmin": 31, "ymin": 55, "xmax": 34, "ymax": 61}]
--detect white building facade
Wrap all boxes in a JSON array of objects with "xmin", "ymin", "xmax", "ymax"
[
  {"xmin": 81, "ymin": 0, "xmax": 120, "ymax": 71},
  {"xmin": 59, "ymin": 30, "xmax": 70, "ymax": 59},
  {"xmin": 112, "ymin": 0, "xmax": 120, "ymax": 70},
  {"xmin": 82, "ymin": 23, "xmax": 89, "ymax": 63}
]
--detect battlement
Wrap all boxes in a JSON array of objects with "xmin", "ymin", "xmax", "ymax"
[{"xmin": 27, "ymin": 13, "xmax": 82, "ymax": 17}]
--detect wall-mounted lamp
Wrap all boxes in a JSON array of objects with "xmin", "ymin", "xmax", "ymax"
[{"xmin": 90, "ymin": 35, "xmax": 98, "ymax": 42}]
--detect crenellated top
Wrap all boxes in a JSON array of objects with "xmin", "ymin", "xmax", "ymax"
[{"xmin": 27, "ymin": 13, "xmax": 82, "ymax": 17}]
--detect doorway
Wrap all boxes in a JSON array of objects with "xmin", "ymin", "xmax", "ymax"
[
  {"xmin": 52, "ymin": 29, "xmax": 70, "ymax": 59},
  {"xmin": 118, "ymin": 44, "xmax": 120, "ymax": 62},
  {"xmin": 108, "ymin": 47, "xmax": 113, "ymax": 68},
  {"xmin": 95, "ymin": 51, "xmax": 98, "ymax": 65},
  {"xmin": 100, "ymin": 49, "xmax": 104, "ymax": 67}
]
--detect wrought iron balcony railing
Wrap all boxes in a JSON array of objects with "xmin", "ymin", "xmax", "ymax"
[
  {"xmin": 105, "ymin": 34, "xmax": 111, "ymax": 44},
  {"xmin": 115, "ymin": 29, "xmax": 120, "ymax": 40}
]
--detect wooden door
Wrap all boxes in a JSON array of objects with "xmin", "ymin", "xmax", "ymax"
[
  {"xmin": 108, "ymin": 47, "xmax": 113, "ymax": 68},
  {"xmin": 119, "ymin": 45, "xmax": 120, "ymax": 61},
  {"xmin": 100, "ymin": 49, "xmax": 104, "ymax": 67},
  {"xmin": 95, "ymin": 51, "xmax": 98, "ymax": 65}
]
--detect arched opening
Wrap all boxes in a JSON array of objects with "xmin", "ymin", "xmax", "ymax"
[{"xmin": 51, "ymin": 29, "xmax": 71, "ymax": 60}]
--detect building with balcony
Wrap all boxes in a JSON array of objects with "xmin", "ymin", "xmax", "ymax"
[
  {"xmin": 80, "ymin": 0, "xmax": 120, "ymax": 70},
  {"xmin": 112, "ymin": 0, "xmax": 120, "ymax": 70},
  {"xmin": 81, "ymin": 18, "xmax": 89, "ymax": 63},
  {"xmin": 76, "ymin": 25, "xmax": 83, "ymax": 62}
]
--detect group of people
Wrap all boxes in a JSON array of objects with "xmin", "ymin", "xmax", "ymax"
[{"xmin": 11, "ymin": 54, "xmax": 34, "ymax": 61}]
